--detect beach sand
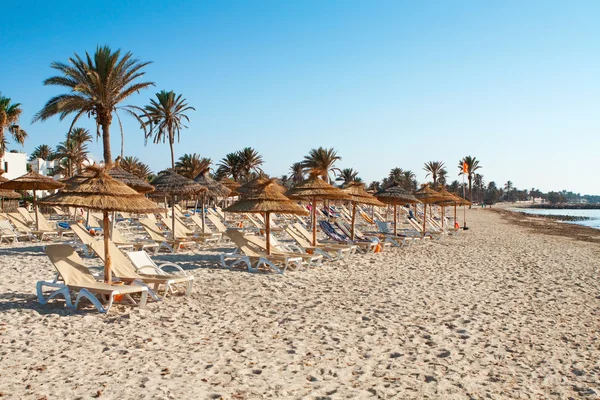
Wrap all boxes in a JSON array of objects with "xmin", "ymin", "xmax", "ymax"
[{"xmin": 1, "ymin": 208, "xmax": 599, "ymax": 399}]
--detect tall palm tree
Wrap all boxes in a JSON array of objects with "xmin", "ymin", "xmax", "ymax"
[
  {"xmin": 301, "ymin": 147, "xmax": 341, "ymax": 182},
  {"xmin": 69, "ymin": 127, "xmax": 93, "ymax": 173},
  {"xmin": 28, "ymin": 144, "xmax": 54, "ymax": 161},
  {"xmin": 175, "ymin": 153, "xmax": 211, "ymax": 179},
  {"xmin": 368, "ymin": 181, "xmax": 381, "ymax": 191},
  {"xmin": 137, "ymin": 90, "xmax": 194, "ymax": 169},
  {"xmin": 53, "ymin": 140, "xmax": 77, "ymax": 177},
  {"xmin": 33, "ymin": 46, "xmax": 153, "ymax": 164},
  {"xmin": 336, "ymin": 168, "xmax": 361, "ymax": 185},
  {"xmin": 448, "ymin": 180, "xmax": 460, "ymax": 194},
  {"xmin": 438, "ymin": 169, "xmax": 448, "ymax": 187},
  {"xmin": 216, "ymin": 152, "xmax": 243, "ymax": 181},
  {"xmin": 0, "ymin": 94, "xmax": 28, "ymax": 157},
  {"xmin": 423, "ymin": 161, "xmax": 446, "ymax": 189},
  {"xmin": 504, "ymin": 181, "xmax": 514, "ymax": 202},
  {"xmin": 289, "ymin": 162, "xmax": 305, "ymax": 184},
  {"xmin": 120, "ymin": 156, "xmax": 153, "ymax": 180},
  {"xmin": 458, "ymin": 156, "xmax": 482, "ymax": 203},
  {"xmin": 238, "ymin": 147, "xmax": 264, "ymax": 181}
]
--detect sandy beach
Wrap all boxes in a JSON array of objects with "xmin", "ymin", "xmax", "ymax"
[{"xmin": 1, "ymin": 208, "xmax": 599, "ymax": 399}]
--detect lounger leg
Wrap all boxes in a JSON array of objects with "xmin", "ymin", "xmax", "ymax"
[
  {"xmin": 36, "ymin": 281, "xmax": 73, "ymax": 308},
  {"xmin": 74, "ymin": 288, "xmax": 109, "ymax": 313},
  {"xmin": 259, "ymin": 258, "xmax": 283, "ymax": 274},
  {"xmin": 131, "ymin": 279, "xmax": 161, "ymax": 301}
]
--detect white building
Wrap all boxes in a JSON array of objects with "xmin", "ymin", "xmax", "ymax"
[
  {"xmin": 28, "ymin": 158, "xmax": 63, "ymax": 179},
  {"xmin": 0, "ymin": 152, "xmax": 28, "ymax": 180}
]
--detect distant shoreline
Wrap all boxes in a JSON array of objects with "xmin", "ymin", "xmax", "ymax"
[{"xmin": 524, "ymin": 204, "xmax": 600, "ymax": 210}]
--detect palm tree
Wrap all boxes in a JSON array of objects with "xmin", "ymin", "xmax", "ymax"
[
  {"xmin": 53, "ymin": 140, "xmax": 77, "ymax": 177},
  {"xmin": 423, "ymin": 161, "xmax": 446, "ymax": 189},
  {"xmin": 137, "ymin": 90, "xmax": 194, "ymax": 169},
  {"xmin": 29, "ymin": 144, "xmax": 54, "ymax": 161},
  {"xmin": 289, "ymin": 162, "xmax": 305, "ymax": 184},
  {"xmin": 175, "ymin": 153, "xmax": 211, "ymax": 179},
  {"xmin": 69, "ymin": 127, "xmax": 93, "ymax": 173},
  {"xmin": 301, "ymin": 147, "xmax": 341, "ymax": 182},
  {"xmin": 336, "ymin": 168, "xmax": 361, "ymax": 185},
  {"xmin": 504, "ymin": 181, "xmax": 514, "ymax": 202},
  {"xmin": 401, "ymin": 170, "xmax": 417, "ymax": 191},
  {"xmin": 33, "ymin": 46, "xmax": 153, "ymax": 164},
  {"xmin": 388, "ymin": 167, "xmax": 404, "ymax": 183},
  {"xmin": 237, "ymin": 147, "xmax": 264, "ymax": 181},
  {"xmin": 458, "ymin": 156, "xmax": 482, "ymax": 203},
  {"xmin": 120, "ymin": 156, "xmax": 153, "ymax": 180},
  {"xmin": 448, "ymin": 180, "xmax": 460, "ymax": 194},
  {"xmin": 438, "ymin": 169, "xmax": 448, "ymax": 187},
  {"xmin": 368, "ymin": 181, "xmax": 381, "ymax": 191},
  {"xmin": 0, "ymin": 94, "xmax": 28, "ymax": 157},
  {"xmin": 473, "ymin": 173, "xmax": 484, "ymax": 204},
  {"xmin": 216, "ymin": 152, "xmax": 243, "ymax": 181}
]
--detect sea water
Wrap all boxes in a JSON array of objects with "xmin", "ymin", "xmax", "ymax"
[{"xmin": 510, "ymin": 208, "xmax": 600, "ymax": 229}]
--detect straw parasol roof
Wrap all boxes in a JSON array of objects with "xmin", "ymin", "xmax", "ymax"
[
  {"xmin": 0, "ymin": 171, "xmax": 65, "ymax": 191},
  {"xmin": 238, "ymin": 175, "xmax": 287, "ymax": 196},
  {"xmin": 225, "ymin": 177, "xmax": 307, "ymax": 255},
  {"xmin": 108, "ymin": 166, "xmax": 154, "ymax": 194},
  {"xmin": 375, "ymin": 184, "xmax": 421, "ymax": 205},
  {"xmin": 219, "ymin": 178, "xmax": 241, "ymax": 196},
  {"xmin": 194, "ymin": 168, "xmax": 231, "ymax": 198},
  {"xmin": 286, "ymin": 175, "xmax": 351, "ymax": 201},
  {"xmin": 39, "ymin": 166, "xmax": 163, "ymax": 213},
  {"xmin": 226, "ymin": 178, "xmax": 308, "ymax": 215},
  {"xmin": 151, "ymin": 169, "xmax": 206, "ymax": 196},
  {"xmin": 342, "ymin": 182, "xmax": 385, "ymax": 207},
  {"xmin": 0, "ymin": 170, "xmax": 20, "ymax": 199},
  {"xmin": 434, "ymin": 188, "xmax": 463, "ymax": 205},
  {"xmin": 413, "ymin": 185, "xmax": 446, "ymax": 204}
]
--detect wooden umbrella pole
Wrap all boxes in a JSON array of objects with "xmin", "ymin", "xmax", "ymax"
[
  {"xmin": 422, "ymin": 202, "xmax": 427, "ymax": 236},
  {"xmin": 393, "ymin": 204, "xmax": 398, "ymax": 236},
  {"xmin": 454, "ymin": 204, "xmax": 457, "ymax": 227},
  {"xmin": 312, "ymin": 196, "xmax": 317, "ymax": 247},
  {"xmin": 202, "ymin": 196, "xmax": 206, "ymax": 233},
  {"xmin": 164, "ymin": 196, "xmax": 168, "ymax": 218},
  {"xmin": 265, "ymin": 212, "xmax": 271, "ymax": 255},
  {"xmin": 33, "ymin": 189, "xmax": 40, "ymax": 231},
  {"xmin": 172, "ymin": 194, "xmax": 176, "ymax": 240},
  {"xmin": 350, "ymin": 202, "xmax": 356, "ymax": 241},
  {"xmin": 1, "ymin": 198, "xmax": 4, "ymax": 213},
  {"xmin": 103, "ymin": 211, "xmax": 112, "ymax": 284}
]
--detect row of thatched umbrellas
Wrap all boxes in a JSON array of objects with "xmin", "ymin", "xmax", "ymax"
[{"xmin": 0, "ymin": 165, "xmax": 469, "ymax": 283}]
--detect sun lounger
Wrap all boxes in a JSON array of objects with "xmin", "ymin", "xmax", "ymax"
[
  {"xmin": 0, "ymin": 218, "xmax": 19, "ymax": 243},
  {"xmin": 17, "ymin": 207, "xmax": 35, "ymax": 225},
  {"xmin": 291, "ymin": 222, "xmax": 357, "ymax": 253},
  {"xmin": 8, "ymin": 213, "xmax": 58, "ymax": 241},
  {"xmin": 283, "ymin": 224, "xmax": 354, "ymax": 261},
  {"xmin": 138, "ymin": 218, "xmax": 196, "ymax": 253},
  {"xmin": 88, "ymin": 239, "xmax": 194, "ymax": 298},
  {"xmin": 319, "ymin": 221, "xmax": 378, "ymax": 253},
  {"xmin": 39, "ymin": 244, "xmax": 148, "ymax": 313},
  {"xmin": 334, "ymin": 220, "xmax": 393, "ymax": 250},
  {"xmin": 110, "ymin": 226, "xmax": 160, "ymax": 254},
  {"xmin": 222, "ymin": 229, "xmax": 303, "ymax": 274},
  {"xmin": 244, "ymin": 233, "xmax": 323, "ymax": 268}
]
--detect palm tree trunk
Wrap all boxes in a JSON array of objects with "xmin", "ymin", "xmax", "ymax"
[
  {"xmin": 121, "ymin": 128, "xmax": 124, "ymax": 160},
  {"xmin": 468, "ymin": 175, "xmax": 473, "ymax": 208},
  {"xmin": 102, "ymin": 122, "xmax": 112, "ymax": 164},
  {"xmin": 169, "ymin": 140, "xmax": 175, "ymax": 169}
]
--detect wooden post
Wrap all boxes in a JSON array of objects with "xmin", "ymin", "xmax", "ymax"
[
  {"xmin": 103, "ymin": 211, "xmax": 112, "ymax": 284},
  {"xmin": 393, "ymin": 204, "xmax": 397, "ymax": 236},
  {"xmin": 312, "ymin": 196, "xmax": 317, "ymax": 246},
  {"xmin": 422, "ymin": 202, "xmax": 427, "ymax": 236},
  {"xmin": 350, "ymin": 202, "xmax": 356, "ymax": 241},
  {"xmin": 265, "ymin": 212, "xmax": 271, "ymax": 255},
  {"xmin": 202, "ymin": 196, "xmax": 206, "ymax": 233},
  {"xmin": 33, "ymin": 189, "xmax": 40, "ymax": 231},
  {"xmin": 171, "ymin": 195, "xmax": 176, "ymax": 240},
  {"xmin": 164, "ymin": 196, "xmax": 168, "ymax": 218}
]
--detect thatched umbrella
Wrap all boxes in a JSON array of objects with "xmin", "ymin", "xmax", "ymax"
[
  {"xmin": 39, "ymin": 165, "xmax": 163, "ymax": 283},
  {"xmin": 0, "ymin": 171, "xmax": 20, "ymax": 212},
  {"xmin": 151, "ymin": 170, "xmax": 206, "ymax": 238},
  {"xmin": 434, "ymin": 188, "xmax": 462, "ymax": 228},
  {"xmin": 224, "ymin": 177, "xmax": 308, "ymax": 254},
  {"xmin": 108, "ymin": 166, "xmax": 154, "ymax": 194},
  {"xmin": 193, "ymin": 168, "xmax": 231, "ymax": 232},
  {"xmin": 219, "ymin": 178, "xmax": 241, "ymax": 196},
  {"xmin": 341, "ymin": 182, "xmax": 385, "ymax": 240},
  {"xmin": 286, "ymin": 174, "xmax": 351, "ymax": 246},
  {"xmin": 413, "ymin": 185, "xmax": 447, "ymax": 236},
  {"xmin": 0, "ymin": 171, "xmax": 65, "ymax": 230},
  {"xmin": 375, "ymin": 184, "xmax": 421, "ymax": 236}
]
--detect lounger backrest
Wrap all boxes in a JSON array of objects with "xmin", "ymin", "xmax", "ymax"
[
  {"xmin": 214, "ymin": 207, "xmax": 225, "ymax": 219},
  {"xmin": 126, "ymin": 250, "xmax": 157, "ymax": 271},
  {"xmin": 319, "ymin": 220, "xmax": 346, "ymax": 242},
  {"xmin": 376, "ymin": 220, "xmax": 390, "ymax": 234},
  {"xmin": 88, "ymin": 239, "xmax": 141, "ymax": 279},
  {"xmin": 139, "ymin": 218, "xmax": 167, "ymax": 242},
  {"xmin": 190, "ymin": 214, "xmax": 214, "ymax": 233},
  {"xmin": 37, "ymin": 212, "xmax": 56, "ymax": 232},
  {"xmin": 174, "ymin": 216, "xmax": 193, "ymax": 237},
  {"xmin": 284, "ymin": 225, "xmax": 310, "ymax": 248},
  {"xmin": 8, "ymin": 214, "xmax": 31, "ymax": 233},
  {"xmin": 206, "ymin": 213, "xmax": 227, "ymax": 233},
  {"xmin": 45, "ymin": 244, "xmax": 99, "ymax": 286},
  {"xmin": 111, "ymin": 227, "xmax": 129, "ymax": 244},
  {"xmin": 225, "ymin": 229, "xmax": 262, "ymax": 257},
  {"xmin": 17, "ymin": 208, "xmax": 35, "ymax": 223},
  {"xmin": 52, "ymin": 206, "xmax": 66, "ymax": 216},
  {"xmin": 69, "ymin": 223, "xmax": 95, "ymax": 244},
  {"xmin": 292, "ymin": 223, "xmax": 314, "ymax": 243},
  {"xmin": 0, "ymin": 219, "xmax": 16, "ymax": 234}
]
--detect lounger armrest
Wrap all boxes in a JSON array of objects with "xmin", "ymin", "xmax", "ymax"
[
  {"xmin": 157, "ymin": 262, "xmax": 187, "ymax": 275},
  {"xmin": 136, "ymin": 264, "xmax": 163, "ymax": 275}
]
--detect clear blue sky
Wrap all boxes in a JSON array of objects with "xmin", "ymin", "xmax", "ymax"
[{"xmin": 2, "ymin": 0, "xmax": 599, "ymax": 194}]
